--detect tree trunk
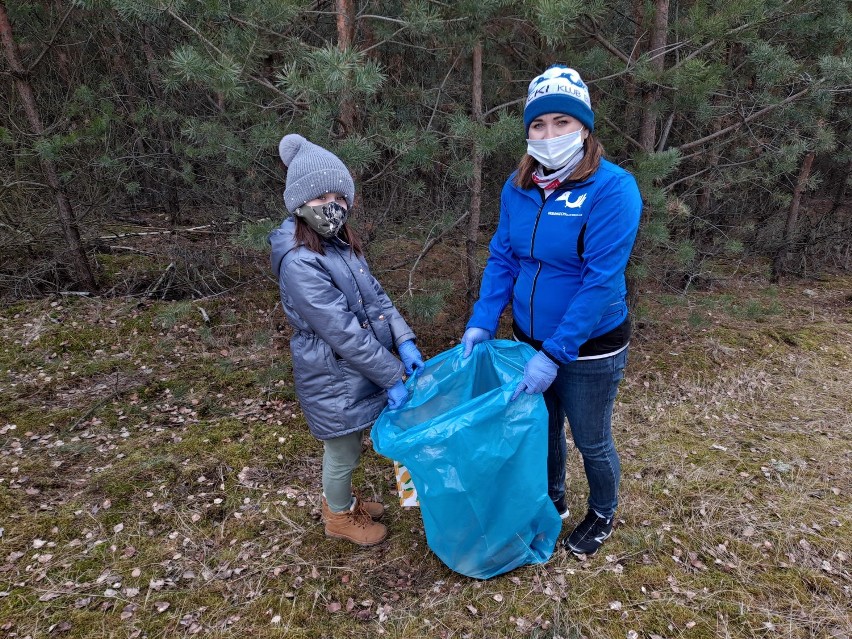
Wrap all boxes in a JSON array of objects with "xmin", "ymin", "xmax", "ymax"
[
  {"xmin": 215, "ymin": 91, "xmax": 244, "ymax": 217},
  {"xmin": 141, "ymin": 24, "xmax": 181, "ymax": 225},
  {"xmin": 466, "ymin": 41, "xmax": 483, "ymax": 315},
  {"xmin": 625, "ymin": 0, "xmax": 645, "ymax": 142},
  {"xmin": 0, "ymin": 1, "xmax": 98, "ymax": 292},
  {"xmin": 828, "ymin": 158, "xmax": 851, "ymax": 216},
  {"xmin": 638, "ymin": 0, "xmax": 669, "ymax": 152},
  {"xmin": 771, "ymin": 150, "xmax": 815, "ymax": 282},
  {"xmin": 335, "ymin": 0, "xmax": 356, "ymax": 137}
]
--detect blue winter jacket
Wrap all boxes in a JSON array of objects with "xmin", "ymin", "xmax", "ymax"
[{"xmin": 468, "ymin": 158, "xmax": 642, "ymax": 363}]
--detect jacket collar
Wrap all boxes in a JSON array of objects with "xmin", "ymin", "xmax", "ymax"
[{"xmin": 509, "ymin": 169, "xmax": 597, "ymax": 204}]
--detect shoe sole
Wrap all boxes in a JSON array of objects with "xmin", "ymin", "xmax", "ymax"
[{"xmin": 325, "ymin": 530, "xmax": 388, "ymax": 546}]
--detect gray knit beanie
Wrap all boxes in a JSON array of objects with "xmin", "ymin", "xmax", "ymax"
[{"xmin": 278, "ymin": 134, "xmax": 355, "ymax": 213}]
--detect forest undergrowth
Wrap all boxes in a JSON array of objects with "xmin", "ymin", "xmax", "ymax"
[{"xmin": 0, "ymin": 255, "xmax": 850, "ymax": 639}]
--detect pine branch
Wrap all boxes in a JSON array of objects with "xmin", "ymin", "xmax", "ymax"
[
  {"xmin": 26, "ymin": 2, "xmax": 75, "ymax": 73},
  {"xmin": 358, "ymin": 14, "xmax": 408, "ymax": 25},
  {"xmin": 676, "ymin": 84, "xmax": 820, "ymax": 153},
  {"xmin": 407, "ymin": 211, "xmax": 470, "ymax": 295},
  {"xmin": 427, "ymin": 52, "xmax": 461, "ymax": 131},
  {"xmin": 166, "ymin": 9, "xmax": 301, "ymax": 106},
  {"xmin": 669, "ymin": 1, "xmax": 798, "ymax": 72},
  {"xmin": 482, "ymin": 97, "xmax": 524, "ymax": 119},
  {"xmin": 601, "ymin": 116, "xmax": 644, "ymax": 151},
  {"xmin": 360, "ymin": 27, "xmax": 407, "ymax": 55}
]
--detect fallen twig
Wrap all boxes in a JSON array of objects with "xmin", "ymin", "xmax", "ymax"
[{"xmin": 407, "ymin": 211, "xmax": 470, "ymax": 295}]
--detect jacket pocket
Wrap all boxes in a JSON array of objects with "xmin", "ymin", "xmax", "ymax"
[
  {"xmin": 291, "ymin": 335, "xmax": 335, "ymax": 398},
  {"xmin": 335, "ymin": 359, "xmax": 383, "ymax": 409},
  {"xmin": 602, "ymin": 300, "xmax": 626, "ymax": 320}
]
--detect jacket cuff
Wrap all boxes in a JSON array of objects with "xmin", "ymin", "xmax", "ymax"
[{"xmin": 541, "ymin": 347, "xmax": 563, "ymax": 366}]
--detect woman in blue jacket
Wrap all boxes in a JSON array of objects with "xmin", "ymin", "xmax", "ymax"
[{"xmin": 462, "ymin": 66, "xmax": 642, "ymax": 556}]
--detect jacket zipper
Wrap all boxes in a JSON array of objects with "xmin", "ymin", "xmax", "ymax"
[
  {"xmin": 520, "ymin": 174, "xmax": 596, "ymax": 341},
  {"xmin": 528, "ymin": 194, "xmax": 547, "ymax": 340}
]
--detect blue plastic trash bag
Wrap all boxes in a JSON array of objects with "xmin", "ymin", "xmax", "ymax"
[{"xmin": 372, "ymin": 340, "xmax": 562, "ymax": 579}]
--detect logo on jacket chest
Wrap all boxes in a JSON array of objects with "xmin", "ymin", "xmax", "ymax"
[{"xmin": 546, "ymin": 191, "xmax": 587, "ymax": 217}]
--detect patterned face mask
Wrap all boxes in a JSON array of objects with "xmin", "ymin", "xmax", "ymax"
[{"xmin": 294, "ymin": 201, "xmax": 349, "ymax": 238}]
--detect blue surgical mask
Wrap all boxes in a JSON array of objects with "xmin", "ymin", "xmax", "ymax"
[{"xmin": 526, "ymin": 129, "xmax": 585, "ymax": 170}]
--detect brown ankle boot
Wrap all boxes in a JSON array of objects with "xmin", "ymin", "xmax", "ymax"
[
  {"xmin": 323, "ymin": 500, "xmax": 387, "ymax": 546},
  {"xmin": 322, "ymin": 495, "xmax": 384, "ymax": 521},
  {"xmin": 353, "ymin": 490, "xmax": 385, "ymax": 520}
]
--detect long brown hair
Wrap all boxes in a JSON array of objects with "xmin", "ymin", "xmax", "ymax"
[
  {"xmin": 514, "ymin": 134, "xmax": 605, "ymax": 190},
  {"xmin": 293, "ymin": 216, "xmax": 364, "ymax": 256}
]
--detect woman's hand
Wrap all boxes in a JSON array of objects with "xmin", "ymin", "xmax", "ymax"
[
  {"xmin": 461, "ymin": 327, "xmax": 492, "ymax": 358},
  {"xmin": 511, "ymin": 351, "xmax": 558, "ymax": 400}
]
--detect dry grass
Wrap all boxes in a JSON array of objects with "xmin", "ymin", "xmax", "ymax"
[{"xmin": 1, "ymin": 269, "xmax": 850, "ymax": 639}]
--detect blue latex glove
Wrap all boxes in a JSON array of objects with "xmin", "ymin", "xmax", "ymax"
[
  {"xmin": 398, "ymin": 340, "xmax": 424, "ymax": 376},
  {"xmin": 387, "ymin": 379, "xmax": 410, "ymax": 410},
  {"xmin": 461, "ymin": 327, "xmax": 492, "ymax": 358},
  {"xmin": 511, "ymin": 351, "xmax": 559, "ymax": 401}
]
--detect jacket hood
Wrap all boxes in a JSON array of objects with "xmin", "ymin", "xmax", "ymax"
[{"xmin": 269, "ymin": 216, "xmax": 298, "ymax": 277}]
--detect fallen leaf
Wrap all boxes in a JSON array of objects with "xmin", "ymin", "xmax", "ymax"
[
  {"xmin": 154, "ymin": 601, "xmax": 170, "ymax": 613},
  {"xmin": 327, "ymin": 601, "xmax": 341, "ymax": 613},
  {"xmin": 48, "ymin": 620, "xmax": 71, "ymax": 634}
]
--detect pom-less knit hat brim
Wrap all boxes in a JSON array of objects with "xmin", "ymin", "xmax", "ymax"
[
  {"xmin": 278, "ymin": 134, "xmax": 355, "ymax": 213},
  {"xmin": 524, "ymin": 94, "xmax": 595, "ymax": 132}
]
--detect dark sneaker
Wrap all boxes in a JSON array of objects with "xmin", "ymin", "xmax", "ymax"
[
  {"xmin": 564, "ymin": 510, "xmax": 613, "ymax": 555},
  {"xmin": 553, "ymin": 496, "xmax": 570, "ymax": 520}
]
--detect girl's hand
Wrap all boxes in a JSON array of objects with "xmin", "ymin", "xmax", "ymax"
[
  {"xmin": 387, "ymin": 379, "xmax": 410, "ymax": 410},
  {"xmin": 398, "ymin": 340, "xmax": 424, "ymax": 376}
]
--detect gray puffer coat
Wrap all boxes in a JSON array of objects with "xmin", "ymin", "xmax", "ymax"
[{"xmin": 269, "ymin": 217, "xmax": 414, "ymax": 440}]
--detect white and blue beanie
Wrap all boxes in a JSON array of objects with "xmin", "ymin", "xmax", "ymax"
[
  {"xmin": 523, "ymin": 65, "xmax": 594, "ymax": 133},
  {"xmin": 278, "ymin": 134, "xmax": 355, "ymax": 213}
]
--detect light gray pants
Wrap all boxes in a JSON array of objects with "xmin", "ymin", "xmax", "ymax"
[{"xmin": 322, "ymin": 430, "xmax": 364, "ymax": 512}]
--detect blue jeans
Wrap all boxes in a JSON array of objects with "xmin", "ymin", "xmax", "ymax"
[{"xmin": 543, "ymin": 348, "xmax": 627, "ymax": 519}]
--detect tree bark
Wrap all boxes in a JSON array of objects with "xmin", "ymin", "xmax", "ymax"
[
  {"xmin": 141, "ymin": 24, "xmax": 181, "ymax": 225},
  {"xmin": 771, "ymin": 150, "xmax": 815, "ymax": 282},
  {"xmin": 828, "ymin": 158, "xmax": 851, "ymax": 216},
  {"xmin": 0, "ymin": 1, "xmax": 98, "ymax": 292},
  {"xmin": 624, "ymin": 0, "xmax": 645, "ymax": 144},
  {"xmin": 466, "ymin": 41, "xmax": 483, "ymax": 315},
  {"xmin": 638, "ymin": 0, "xmax": 669, "ymax": 152},
  {"xmin": 335, "ymin": 0, "xmax": 357, "ymax": 136}
]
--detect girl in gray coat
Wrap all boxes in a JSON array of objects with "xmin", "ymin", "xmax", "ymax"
[{"xmin": 269, "ymin": 134, "xmax": 423, "ymax": 546}]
